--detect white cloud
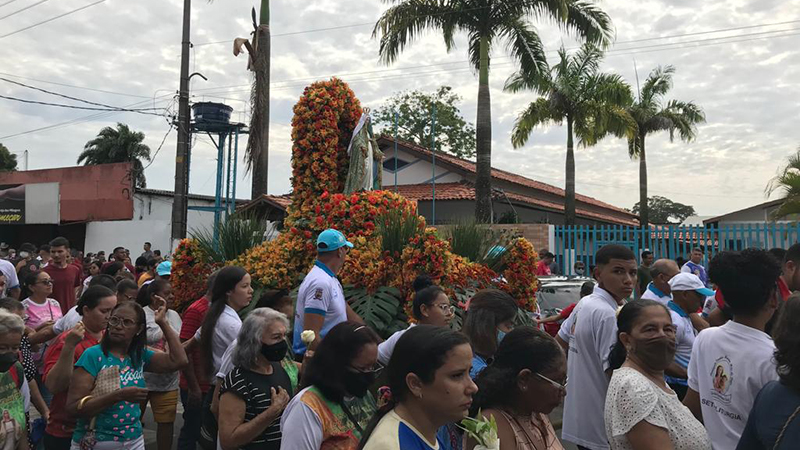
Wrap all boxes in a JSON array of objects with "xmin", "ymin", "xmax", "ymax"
[{"xmin": 1, "ymin": 0, "xmax": 799, "ymax": 216}]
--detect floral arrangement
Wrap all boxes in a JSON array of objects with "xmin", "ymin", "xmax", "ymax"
[
  {"xmin": 460, "ymin": 413, "xmax": 500, "ymax": 450},
  {"xmin": 171, "ymin": 78, "xmax": 540, "ymax": 326},
  {"xmin": 500, "ymin": 238, "xmax": 540, "ymax": 309},
  {"xmin": 171, "ymin": 239, "xmax": 218, "ymax": 312}
]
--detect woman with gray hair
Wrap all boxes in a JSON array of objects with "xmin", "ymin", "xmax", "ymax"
[
  {"xmin": 0, "ymin": 308, "xmax": 29, "ymax": 450},
  {"xmin": 217, "ymin": 308, "xmax": 292, "ymax": 450}
]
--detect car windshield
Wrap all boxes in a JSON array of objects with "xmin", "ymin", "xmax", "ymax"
[{"xmin": 538, "ymin": 285, "xmax": 583, "ymax": 314}]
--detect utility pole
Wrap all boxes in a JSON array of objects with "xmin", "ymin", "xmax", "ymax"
[{"xmin": 171, "ymin": 0, "xmax": 191, "ymax": 242}]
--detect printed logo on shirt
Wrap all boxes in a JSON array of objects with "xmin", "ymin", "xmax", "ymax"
[
  {"xmin": 710, "ymin": 356, "xmax": 733, "ymax": 402},
  {"xmin": 314, "ymin": 288, "xmax": 323, "ymax": 300}
]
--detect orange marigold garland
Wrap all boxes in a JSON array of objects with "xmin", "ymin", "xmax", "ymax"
[
  {"xmin": 171, "ymin": 239, "xmax": 217, "ymax": 312},
  {"xmin": 501, "ymin": 238, "xmax": 540, "ymax": 310}
]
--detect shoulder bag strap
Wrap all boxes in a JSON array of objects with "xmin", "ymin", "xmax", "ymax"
[
  {"xmin": 340, "ymin": 401, "xmax": 364, "ymax": 435},
  {"xmin": 774, "ymin": 406, "xmax": 800, "ymax": 450}
]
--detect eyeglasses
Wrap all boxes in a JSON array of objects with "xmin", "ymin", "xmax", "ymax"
[
  {"xmin": 536, "ymin": 373, "xmax": 567, "ymax": 391},
  {"xmin": 107, "ymin": 316, "xmax": 139, "ymax": 329},
  {"xmin": 37, "ymin": 280, "xmax": 53, "ymax": 286},
  {"xmin": 349, "ymin": 365, "xmax": 384, "ymax": 376},
  {"xmin": 434, "ymin": 304, "xmax": 456, "ymax": 315}
]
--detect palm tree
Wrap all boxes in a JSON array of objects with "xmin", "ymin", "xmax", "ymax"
[
  {"xmin": 767, "ymin": 148, "xmax": 800, "ymax": 219},
  {"xmin": 505, "ymin": 44, "xmax": 633, "ymax": 225},
  {"xmin": 374, "ymin": 0, "xmax": 613, "ymax": 223},
  {"xmin": 78, "ymin": 123, "xmax": 151, "ymax": 188},
  {"xmin": 248, "ymin": 1, "xmax": 270, "ymax": 199},
  {"xmin": 627, "ymin": 66, "xmax": 705, "ymax": 228}
]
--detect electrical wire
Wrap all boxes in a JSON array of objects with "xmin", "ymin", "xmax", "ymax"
[
  {"xmin": 0, "ymin": 0, "xmax": 47, "ymax": 21},
  {"xmin": 0, "ymin": 94, "xmax": 167, "ymax": 115},
  {"xmin": 0, "ymin": 0, "xmax": 20, "ymax": 8},
  {"xmin": 0, "ymin": 72, "xmax": 153, "ymax": 98},
  {"xmin": 141, "ymin": 124, "xmax": 174, "ymax": 171},
  {"xmin": 0, "ymin": 0, "xmax": 105, "ymax": 39}
]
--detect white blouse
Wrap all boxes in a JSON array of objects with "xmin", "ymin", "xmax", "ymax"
[{"xmin": 605, "ymin": 367, "xmax": 711, "ymax": 450}]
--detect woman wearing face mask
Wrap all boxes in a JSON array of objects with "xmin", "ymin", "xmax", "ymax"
[
  {"xmin": 217, "ymin": 308, "xmax": 292, "ymax": 450},
  {"xmin": 462, "ymin": 289, "xmax": 518, "ymax": 379},
  {"xmin": 469, "ymin": 327, "xmax": 566, "ymax": 450},
  {"xmin": 377, "ymin": 284, "xmax": 455, "ymax": 365},
  {"xmin": 358, "ymin": 325, "xmax": 477, "ymax": 450},
  {"xmin": 280, "ymin": 321, "xmax": 380, "ymax": 450},
  {"xmin": 0, "ymin": 309, "xmax": 29, "ymax": 450},
  {"xmin": 604, "ymin": 300, "xmax": 711, "ymax": 450}
]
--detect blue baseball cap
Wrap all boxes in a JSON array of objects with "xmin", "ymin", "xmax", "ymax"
[
  {"xmin": 156, "ymin": 261, "xmax": 172, "ymax": 276},
  {"xmin": 317, "ymin": 229, "xmax": 353, "ymax": 252}
]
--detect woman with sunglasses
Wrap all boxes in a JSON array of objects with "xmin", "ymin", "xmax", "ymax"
[
  {"xmin": 64, "ymin": 300, "xmax": 188, "ymax": 450},
  {"xmin": 377, "ymin": 284, "xmax": 455, "ymax": 365},
  {"xmin": 469, "ymin": 327, "xmax": 567, "ymax": 450},
  {"xmin": 280, "ymin": 321, "xmax": 381, "ymax": 450},
  {"xmin": 21, "ymin": 271, "xmax": 62, "ymax": 347}
]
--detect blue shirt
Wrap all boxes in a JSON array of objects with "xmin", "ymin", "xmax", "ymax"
[
  {"xmin": 72, "ymin": 345, "xmax": 155, "ymax": 443},
  {"xmin": 737, "ymin": 381, "xmax": 800, "ymax": 450},
  {"xmin": 293, "ymin": 261, "xmax": 347, "ymax": 355},
  {"xmin": 470, "ymin": 355, "xmax": 487, "ymax": 380}
]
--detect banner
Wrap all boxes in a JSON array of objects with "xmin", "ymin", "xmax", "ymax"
[{"xmin": 0, "ymin": 184, "xmax": 25, "ymax": 224}]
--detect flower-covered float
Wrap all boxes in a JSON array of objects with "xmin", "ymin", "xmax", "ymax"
[{"xmin": 171, "ymin": 78, "xmax": 540, "ymax": 336}]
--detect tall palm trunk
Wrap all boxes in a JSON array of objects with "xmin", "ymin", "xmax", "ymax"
[
  {"xmin": 565, "ymin": 116, "xmax": 576, "ymax": 226},
  {"xmin": 474, "ymin": 34, "xmax": 493, "ymax": 223},
  {"xmin": 250, "ymin": 0, "xmax": 271, "ymax": 199},
  {"xmin": 638, "ymin": 132, "xmax": 648, "ymax": 228}
]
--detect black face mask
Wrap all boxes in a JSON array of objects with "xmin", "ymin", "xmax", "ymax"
[
  {"xmin": 0, "ymin": 352, "xmax": 17, "ymax": 373},
  {"xmin": 631, "ymin": 336, "xmax": 677, "ymax": 371},
  {"xmin": 343, "ymin": 370, "xmax": 376, "ymax": 398},
  {"xmin": 260, "ymin": 340, "xmax": 288, "ymax": 362}
]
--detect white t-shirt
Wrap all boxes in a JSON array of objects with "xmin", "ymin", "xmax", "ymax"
[
  {"xmin": 280, "ymin": 386, "xmax": 325, "ymax": 450},
  {"xmin": 216, "ymin": 339, "xmax": 238, "ymax": 380},
  {"xmin": 53, "ymin": 305, "xmax": 81, "ymax": 334},
  {"xmin": 143, "ymin": 307, "xmax": 182, "ymax": 391},
  {"xmin": 377, "ymin": 324, "xmax": 415, "ymax": 366},
  {"xmin": 640, "ymin": 283, "xmax": 671, "ymax": 305},
  {"xmin": 292, "ymin": 262, "xmax": 347, "ymax": 355},
  {"xmin": 605, "ymin": 367, "xmax": 711, "ymax": 450},
  {"xmin": 195, "ymin": 304, "xmax": 242, "ymax": 380},
  {"xmin": 687, "ymin": 321, "xmax": 778, "ymax": 450},
  {"xmin": 562, "ymin": 287, "xmax": 621, "ymax": 450},
  {"xmin": 666, "ymin": 305, "xmax": 695, "ymax": 386},
  {"xmin": 557, "ymin": 308, "xmax": 576, "ymax": 344}
]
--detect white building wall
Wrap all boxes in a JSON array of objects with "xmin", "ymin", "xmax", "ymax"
[
  {"xmin": 85, "ymin": 193, "xmax": 218, "ymax": 255},
  {"xmin": 381, "ymin": 149, "xmax": 464, "ymax": 186}
]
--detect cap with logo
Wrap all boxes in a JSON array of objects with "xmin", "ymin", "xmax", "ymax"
[
  {"xmin": 156, "ymin": 261, "xmax": 172, "ymax": 276},
  {"xmin": 316, "ymin": 229, "xmax": 354, "ymax": 253},
  {"xmin": 668, "ymin": 272, "xmax": 714, "ymax": 297}
]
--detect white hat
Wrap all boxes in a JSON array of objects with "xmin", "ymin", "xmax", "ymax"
[{"xmin": 668, "ymin": 273, "xmax": 714, "ymax": 297}]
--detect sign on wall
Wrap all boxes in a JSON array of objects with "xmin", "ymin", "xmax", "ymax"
[{"xmin": 0, "ymin": 184, "xmax": 25, "ymax": 224}]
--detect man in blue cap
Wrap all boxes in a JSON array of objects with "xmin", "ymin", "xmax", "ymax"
[{"xmin": 293, "ymin": 228, "xmax": 364, "ymax": 357}]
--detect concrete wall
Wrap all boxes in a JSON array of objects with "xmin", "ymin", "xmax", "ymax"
[{"xmin": 85, "ymin": 193, "xmax": 218, "ymax": 255}]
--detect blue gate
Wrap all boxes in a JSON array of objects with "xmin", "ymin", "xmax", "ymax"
[{"xmin": 553, "ymin": 223, "xmax": 800, "ymax": 275}]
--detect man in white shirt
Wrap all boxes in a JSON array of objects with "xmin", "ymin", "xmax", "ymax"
[
  {"xmin": 293, "ymin": 229, "xmax": 363, "ymax": 356},
  {"xmin": 640, "ymin": 259, "xmax": 680, "ymax": 305},
  {"xmin": 664, "ymin": 273, "xmax": 714, "ymax": 400},
  {"xmin": 685, "ymin": 249, "xmax": 781, "ymax": 450},
  {"xmin": 562, "ymin": 244, "xmax": 637, "ymax": 450}
]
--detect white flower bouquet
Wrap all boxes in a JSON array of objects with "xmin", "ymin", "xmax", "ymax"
[{"xmin": 460, "ymin": 412, "xmax": 500, "ymax": 450}]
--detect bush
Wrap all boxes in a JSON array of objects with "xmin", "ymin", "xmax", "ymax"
[
  {"xmin": 444, "ymin": 220, "xmax": 512, "ymax": 272},
  {"xmin": 191, "ymin": 213, "xmax": 274, "ymax": 264}
]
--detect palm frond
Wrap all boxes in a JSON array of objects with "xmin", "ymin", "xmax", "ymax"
[
  {"xmin": 511, "ymin": 98, "xmax": 558, "ymax": 148},
  {"xmin": 373, "ymin": 0, "xmax": 458, "ymax": 65},
  {"xmin": 640, "ymin": 65, "xmax": 675, "ymax": 105},
  {"xmin": 499, "ymin": 18, "xmax": 549, "ymax": 91},
  {"xmin": 561, "ymin": 0, "xmax": 615, "ymax": 48}
]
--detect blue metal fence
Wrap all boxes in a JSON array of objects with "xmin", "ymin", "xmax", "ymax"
[{"xmin": 553, "ymin": 223, "xmax": 800, "ymax": 275}]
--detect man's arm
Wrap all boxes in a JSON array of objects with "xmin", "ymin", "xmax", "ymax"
[
  {"xmin": 707, "ymin": 307, "xmax": 729, "ymax": 327},
  {"xmin": 683, "ymin": 388, "xmax": 703, "ymax": 422},
  {"xmin": 665, "ymin": 363, "xmax": 688, "ymax": 380},
  {"xmin": 345, "ymin": 303, "xmax": 363, "ymax": 324},
  {"xmin": 303, "ymin": 313, "xmax": 325, "ymax": 351},
  {"xmin": 690, "ymin": 313, "xmax": 709, "ymax": 332}
]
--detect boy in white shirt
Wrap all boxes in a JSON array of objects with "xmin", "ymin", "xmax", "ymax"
[{"xmin": 684, "ymin": 249, "xmax": 781, "ymax": 450}]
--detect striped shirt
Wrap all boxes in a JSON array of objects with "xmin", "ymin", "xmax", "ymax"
[{"xmin": 220, "ymin": 365, "xmax": 292, "ymax": 450}]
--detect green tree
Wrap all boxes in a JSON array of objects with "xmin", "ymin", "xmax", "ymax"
[
  {"xmin": 767, "ymin": 148, "xmax": 800, "ymax": 219},
  {"xmin": 374, "ymin": 86, "xmax": 476, "ymax": 158},
  {"xmin": 505, "ymin": 44, "xmax": 633, "ymax": 225},
  {"xmin": 77, "ymin": 123, "xmax": 151, "ymax": 188},
  {"xmin": 627, "ymin": 66, "xmax": 705, "ymax": 228},
  {"xmin": 373, "ymin": 0, "xmax": 613, "ymax": 223},
  {"xmin": 632, "ymin": 196, "xmax": 696, "ymax": 224},
  {"xmin": 0, "ymin": 143, "xmax": 17, "ymax": 172}
]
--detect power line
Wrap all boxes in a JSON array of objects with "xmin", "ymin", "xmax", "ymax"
[
  {"xmin": 0, "ymin": 76, "xmax": 170, "ymax": 113},
  {"xmin": 0, "ymin": 94, "xmax": 168, "ymax": 115},
  {"xmin": 612, "ymin": 18, "xmax": 800, "ymax": 45},
  {"xmin": 141, "ymin": 124, "xmax": 174, "ymax": 171},
  {"xmin": 0, "ymin": 0, "xmax": 105, "ymax": 39},
  {"xmin": 0, "ymin": 0, "xmax": 47, "ymax": 21},
  {"xmin": 0, "ymin": 72, "xmax": 153, "ymax": 98},
  {"xmin": 0, "ymin": 0, "xmax": 20, "ymax": 7}
]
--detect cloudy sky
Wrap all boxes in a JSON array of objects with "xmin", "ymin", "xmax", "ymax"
[{"xmin": 1, "ymin": 0, "xmax": 799, "ymax": 217}]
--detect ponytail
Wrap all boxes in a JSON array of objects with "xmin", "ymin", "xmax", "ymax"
[
  {"xmin": 609, "ymin": 299, "xmax": 669, "ymax": 371},
  {"xmin": 199, "ymin": 266, "xmax": 248, "ymax": 375}
]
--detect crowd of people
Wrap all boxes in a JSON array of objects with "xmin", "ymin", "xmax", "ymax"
[{"xmin": 1, "ymin": 233, "xmax": 800, "ymax": 450}]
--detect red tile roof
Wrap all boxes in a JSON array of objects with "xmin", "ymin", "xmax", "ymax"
[
  {"xmin": 236, "ymin": 194, "xmax": 293, "ymax": 214},
  {"xmin": 378, "ymin": 136, "xmax": 637, "ymax": 219},
  {"xmin": 395, "ymin": 181, "xmax": 639, "ymax": 226}
]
